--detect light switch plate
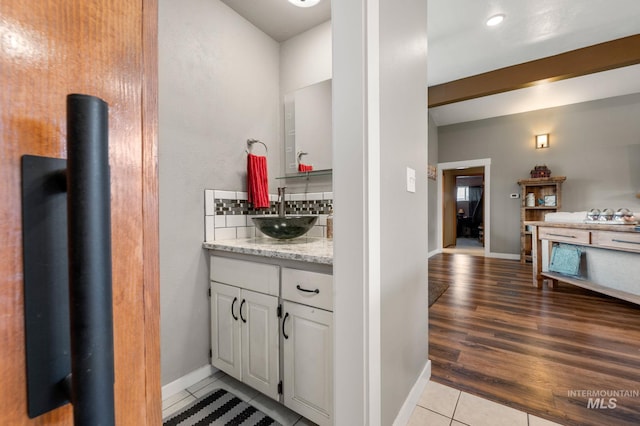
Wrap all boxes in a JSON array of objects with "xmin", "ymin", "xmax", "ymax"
[{"xmin": 406, "ymin": 167, "xmax": 416, "ymax": 193}]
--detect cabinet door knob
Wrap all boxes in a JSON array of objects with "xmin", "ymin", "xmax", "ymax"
[
  {"xmin": 282, "ymin": 312, "xmax": 290, "ymax": 339},
  {"xmin": 239, "ymin": 299, "xmax": 247, "ymax": 323},
  {"xmin": 296, "ymin": 284, "xmax": 319, "ymax": 294},
  {"xmin": 231, "ymin": 297, "xmax": 239, "ymax": 321}
]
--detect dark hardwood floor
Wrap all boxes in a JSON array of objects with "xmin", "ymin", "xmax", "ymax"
[{"xmin": 429, "ymin": 253, "xmax": 640, "ymax": 426}]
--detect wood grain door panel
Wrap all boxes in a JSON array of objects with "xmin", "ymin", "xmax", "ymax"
[
  {"xmin": 0, "ymin": 0, "xmax": 160, "ymax": 424},
  {"xmin": 442, "ymin": 170, "xmax": 457, "ymax": 248}
]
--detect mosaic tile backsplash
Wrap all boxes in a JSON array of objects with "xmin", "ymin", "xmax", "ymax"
[{"xmin": 205, "ymin": 189, "xmax": 333, "ymax": 241}]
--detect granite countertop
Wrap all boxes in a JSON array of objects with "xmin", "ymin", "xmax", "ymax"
[{"xmin": 203, "ymin": 237, "xmax": 333, "ymax": 265}]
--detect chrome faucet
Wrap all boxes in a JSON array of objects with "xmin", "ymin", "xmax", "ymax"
[{"xmin": 277, "ymin": 187, "xmax": 286, "ymax": 217}]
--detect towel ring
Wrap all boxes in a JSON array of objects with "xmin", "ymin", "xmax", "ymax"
[
  {"xmin": 297, "ymin": 151, "xmax": 308, "ymax": 164},
  {"xmin": 246, "ymin": 139, "xmax": 268, "ymax": 155}
]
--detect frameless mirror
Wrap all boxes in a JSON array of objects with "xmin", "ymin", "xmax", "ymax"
[{"xmin": 284, "ymin": 79, "xmax": 332, "ymax": 175}]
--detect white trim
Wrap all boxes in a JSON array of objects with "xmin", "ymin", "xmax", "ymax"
[
  {"xmin": 391, "ymin": 360, "xmax": 432, "ymax": 426},
  {"xmin": 488, "ymin": 252, "xmax": 520, "ymax": 260},
  {"xmin": 161, "ymin": 365, "xmax": 217, "ymax": 401},
  {"xmin": 428, "ymin": 249, "xmax": 442, "ymax": 258},
  {"xmin": 437, "ymin": 158, "xmax": 491, "ymax": 258}
]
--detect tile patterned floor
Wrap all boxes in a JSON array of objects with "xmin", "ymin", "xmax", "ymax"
[
  {"xmin": 162, "ymin": 373, "xmax": 565, "ymax": 426},
  {"xmin": 162, "ymin": 371, "xmax": 313, "ymax": 425},
  {"xmin": 409, "ymin": 381, "xmax": 565, "ymax": 426}
]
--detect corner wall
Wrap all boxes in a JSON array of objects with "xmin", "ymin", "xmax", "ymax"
[
  {"xmin": 280, "ymin": 20, "xmax": 332, "ymax": 95},
  {"xmin": 333, "ymin": 0, "xmax": 429, "ymax": 424},
  {"xmin": 279, "ymin": 20, "xmax": 333, "ymax": 194},
  {"xmin": 159, "ymin": 0, "xmax": 280, "ymax": 384},
  {"xmin": 438, "ymin": 93, "xmax": 640, "ymax": 255}
]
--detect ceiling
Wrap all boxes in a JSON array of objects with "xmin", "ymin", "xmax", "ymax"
[
  {"xmin": 221, "ymin": 0, "xmax": 330, "ymax": 43},
  {"xmin": 221, "ymin": 0, "xmax": 640, "ymax": 126}
]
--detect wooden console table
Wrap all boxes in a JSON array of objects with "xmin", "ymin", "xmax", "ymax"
[{"xmin": 527, "ymin": 221, "xmax": 640, "ymax": 304}]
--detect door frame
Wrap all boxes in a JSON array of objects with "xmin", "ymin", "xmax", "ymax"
[{"xmin": 437, "ymin": 158, "xmax": 491, "ymax": 257}]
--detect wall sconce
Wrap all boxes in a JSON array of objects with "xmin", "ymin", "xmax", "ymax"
[{"xmin": 535, "ymin": 134, "xmax": 550, "ymax": 149}]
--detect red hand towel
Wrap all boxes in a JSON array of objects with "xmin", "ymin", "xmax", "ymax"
[
  {"xmin": 247, "ymin": 153, "xmax": 270, "ymax": 208},
  {"xmin": 298, "ymin": 163, "xmax": 313, "ymax": 172}
]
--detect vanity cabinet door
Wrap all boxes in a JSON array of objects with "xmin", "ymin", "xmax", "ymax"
[
  {"xmin": 210, "ymin": 282, "xmax": 279, "ymax": 400},
  {"xmin": 241, "ymin": 289, "xmax": 280, "ymax": 400},
  {"xmin": 210, "ymin": 282, "xmax": 242, "ymax": 380},
  {"xmin": 282, "ymin": 301, "xmax": 333, "ymax": 426}
]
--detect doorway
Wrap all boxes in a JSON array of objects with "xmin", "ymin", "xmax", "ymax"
[{"xmin": 437, "ymin": 159, "xmax": 491, "ymax": 257}]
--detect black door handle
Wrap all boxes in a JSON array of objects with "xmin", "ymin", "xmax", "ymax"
[
  {"xmin": 282, "ymin": 312, "xmax": 290, "ymax": 339},
  {"xmin": 231, "ymin": 297, "xmax": 238, "ymax": 321},
  {"xmin": 67, "ymin": 94, "xmax": 115, "ymax": 425},
  {"xmin": 240, "ymin": 299, "xmax": 247, "ymax": 323},
  {"xmin": 296, "ymin": 284, "xmax": 319, "ymax": 294},
  {"xmin": 22, "ymin": 94, "xmax": 115, "ymax": 424}
]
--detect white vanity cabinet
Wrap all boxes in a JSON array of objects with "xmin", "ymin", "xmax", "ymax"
[
  {"xmin": 210, "ymin": 256, "xmax": 280, "ymax": 400},
  {"xmin": 281, "ymin": 268, "xmax": 333, "ymax": 426},
  {"xmin": 208, "ymin": 251, "xmax": 333, "ymax": 426}
]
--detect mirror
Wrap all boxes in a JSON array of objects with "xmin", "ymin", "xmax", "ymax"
[{"xmin": 284, "ymin": 79, "xmax": 332, "ymax": 175}]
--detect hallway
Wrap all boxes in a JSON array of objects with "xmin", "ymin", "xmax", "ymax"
[{"xmin": 442, "ymin": 238, "xmax": 484, "ymax": 257}]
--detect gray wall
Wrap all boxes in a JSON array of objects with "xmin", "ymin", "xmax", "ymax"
[
  {"xmin": 333, "ymin": 0, "xmax": 428, "ymax": 424},
  {"xmin": 159, "ymin": 0, "xmax": 280, "ymax": 384},
  {"xmin": 379, "ymin": 1, "xmax": 429, "ymax": 423},
  {"xmin": 438, "ymin": 93, "xmax": 640, "ymax": 255},
  {"xmin": 428, "ymin": 113, "xmax": 439, "ymax": 254}
]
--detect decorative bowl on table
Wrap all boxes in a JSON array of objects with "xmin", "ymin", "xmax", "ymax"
[
  {"xmin": 586, "ymin": 209, "xmax": 600, "ymax": 221},
  {"xmin": 613, "ymin": 208, "xmax": 637, "ymax": 224},
  {"xmin": 585, "ymin": 208, "xmax": 637, "ymax": 224},
  {"xmin": 598, "ymin": 208, "xmax": 614, "ymax": 221},
  {"xmin": 252, "ymin": 216, "xmax": 318, "ymax": 240}
]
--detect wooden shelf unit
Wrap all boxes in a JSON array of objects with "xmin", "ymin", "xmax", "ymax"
[{"xmin": 517, "ymin": 176, "xmax": 566, "ymax": 263}]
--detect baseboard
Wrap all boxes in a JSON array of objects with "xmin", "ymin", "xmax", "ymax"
[
  {"xmin": 432, "ymin": 248, "xmax": 519, "ymax": 261},
  {"xmin": 392, "ymin": 359, "xmax": 432, "ymax": 426},
  {"xmin": 162, "ymin": 364, "xmax": 218, "ymax": 401},
  {"xmin": 488, "ymin": 252, "xmax": 520, "ymax": 260}
]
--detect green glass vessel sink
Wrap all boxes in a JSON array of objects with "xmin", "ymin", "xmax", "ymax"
[{"xmin": 252, "ymin": 216, "xmax": 318, "ymax": 240}]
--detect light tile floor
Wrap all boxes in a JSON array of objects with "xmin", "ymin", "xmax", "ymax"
[
  {"xmin": 162, "ymin": 373, "xmax": 565, "ymax": 426},
  {"xmin": 409, "ymin": 381, "xmax": 565, "ymax": 426}
]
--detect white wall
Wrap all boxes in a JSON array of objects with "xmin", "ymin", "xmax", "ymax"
[
  {"xmin": 159, "ymin": 0, "xmax": 280, "ymax": 384},
  {"xmin": 333, "ymin": 0, "xmax": 429, "ymax": 424},
  {"xmin": 280, "ymin": 20, "xmax": 332, "ymax": 95},
  {"xmin": 332, "ymin": 2, "xmax": 368, "ymax": 423},
  {"xmin": 438, "ymin": 93, "xmax": 640, "ymax": 255}
]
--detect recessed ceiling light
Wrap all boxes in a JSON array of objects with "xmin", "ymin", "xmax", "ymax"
[
  {"xmin": 288, "ymin": 0, "xmax": 321, "ymax": 7},
  {"xmin": 486, "ymin": 14, "xmax": 505, "ymax": 27}
]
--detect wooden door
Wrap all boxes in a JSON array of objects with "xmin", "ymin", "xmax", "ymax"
[
  {"xmin": 282, "ymin": 301, "xmax": 333, "ymax": 426},
  {"xmin": 241, "ymin": 289, "xmax": 279, "ymax": 400},
  {"xmin": 442, "ymin": 170, "xmax": 457, "ymax": 248},
  {"xmin": 0, "ymin": 0, "xmax": 160, "ymax": 424},
  {"xmin": 210, "ymin": 282, "xmax": 242, "ymax": 380}
]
